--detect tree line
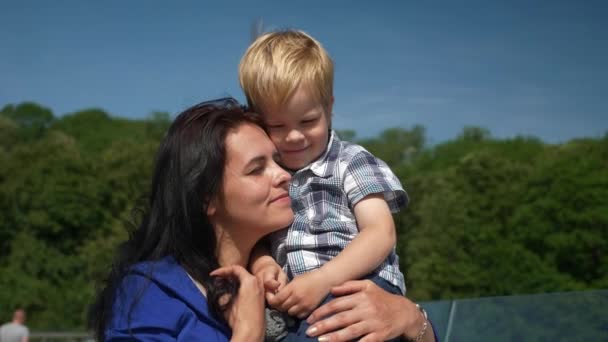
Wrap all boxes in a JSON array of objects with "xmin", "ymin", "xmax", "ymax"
[{"xmin": 0, "ymin": 102, "xmax": 606, "ymax": 329}]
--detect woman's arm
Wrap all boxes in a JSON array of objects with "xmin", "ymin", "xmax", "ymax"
[{"xmin": 305, "ymin": 280, "xmax": 436, "ymax": 342}]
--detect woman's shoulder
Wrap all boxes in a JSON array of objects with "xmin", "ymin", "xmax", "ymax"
[
  {"xmin": 107, "ymin": 256, "xmax": 231, "ymax": 340},
  {"xmin": 118, "ymin": 256, "xmax": 207, "ymax": 312}
]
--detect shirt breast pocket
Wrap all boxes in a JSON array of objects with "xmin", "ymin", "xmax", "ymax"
[{"xmin": 306, "ymin": 183, "xmax": 354, "ymax": 231}]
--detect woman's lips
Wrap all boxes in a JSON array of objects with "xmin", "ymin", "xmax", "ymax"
[{"xmin": 270, "ymin": 193, "xmax": 291, "ymax": 204}]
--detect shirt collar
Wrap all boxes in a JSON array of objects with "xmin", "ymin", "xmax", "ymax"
[{"xmin": 305, "ymin": 130, "xmax": 340, "ymax": 178}]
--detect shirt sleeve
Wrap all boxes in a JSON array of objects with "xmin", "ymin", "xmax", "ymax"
[{"xmin": 343, "ymin": 150, "xmax": 408, "ymax": 213}]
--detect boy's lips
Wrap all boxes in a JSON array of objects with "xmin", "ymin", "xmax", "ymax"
[{"xmin": 282, "ymin": 146, "xmax": 308, "ymax": 154}]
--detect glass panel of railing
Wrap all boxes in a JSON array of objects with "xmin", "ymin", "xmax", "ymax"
[{"xmin": 423, "ymin": 290, "xmax": 608, "ymax": 342}]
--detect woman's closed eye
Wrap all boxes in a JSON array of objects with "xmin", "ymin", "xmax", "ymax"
[{"xmin": 247, "ymin": 165, "xmax": 264, "ymax": 175}]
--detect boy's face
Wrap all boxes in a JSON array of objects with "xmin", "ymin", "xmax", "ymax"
[{"xmin": 263, "ymin": 85, "xmax": 332, "ymax": 171}]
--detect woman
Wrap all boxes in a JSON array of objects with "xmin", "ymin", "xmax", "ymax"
[{"xmin": 89, "ymin": 98, "xmax": 437, "ymax": 341}]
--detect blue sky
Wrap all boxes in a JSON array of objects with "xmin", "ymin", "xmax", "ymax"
[{"xmin": 1, "ymin": 1, "xmax": 606, "ymax": 143}]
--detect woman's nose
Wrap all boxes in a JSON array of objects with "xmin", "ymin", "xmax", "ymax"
[{"xmin": 273, "ymin": 164, "xmax": 291, "ymax": 186}]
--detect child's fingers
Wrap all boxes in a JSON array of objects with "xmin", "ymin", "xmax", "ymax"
[
  {"xmin": 288, "ymin": 305, "xmax": 312, "ymax": 320},
  {"xmin": 262, "ymin": 269, "xmax": 278, "ymax": 284},
  {"xmin": 278, "ymin": 271, "xmax": 289, "ymax": 290},
  {"xmin": 265, "ymin": 291, "xmax": 276, "ymax": 304},
  {"xmin": 287, "ymin": 304, "xmax": 303, "ymax": 318},
  {"xmin": 277, "ymin": 293, "xmax": 298, "ymax": 313},
  {"xmin": 264, "ymin": 279, "xmax": 281, "ymax": 293},
  {"xmin": 267, "ymin": 285, "xmax": 291, "ymax": 309}
]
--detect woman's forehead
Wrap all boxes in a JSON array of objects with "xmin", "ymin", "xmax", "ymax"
[{"xmin": 225, "ymin": 124, "xmax": 274, "ymax": 162}]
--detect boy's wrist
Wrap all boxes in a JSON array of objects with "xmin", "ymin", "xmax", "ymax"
[
  {"xmin": 250, "ymin": 256, "xmax": 278, "ymax": 273},
  {"xmin": 315, "ymin": 265, "xmax": 343, "ymax": 288}
]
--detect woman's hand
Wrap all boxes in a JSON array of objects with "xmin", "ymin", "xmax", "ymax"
[
  {"xmin": 305, "ymin": 280, "xmax": 434, "ymax": 342},
  {"xmin": 210, "ymin": 265, "xmax": 265, "ymax": 342}
]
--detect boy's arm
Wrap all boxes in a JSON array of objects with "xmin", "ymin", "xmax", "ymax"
[
  {"xmin": 317, "ymin": 193, "xmax": 396, "ymax": 285},
  {"xmin": 270, "ymin": 193, "xmax": 396, "ymax": 317}
]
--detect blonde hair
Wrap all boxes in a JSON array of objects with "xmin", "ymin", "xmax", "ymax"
[{"xmin": 239, "ymin": 29, "xmax": 334, "ymax": 114}]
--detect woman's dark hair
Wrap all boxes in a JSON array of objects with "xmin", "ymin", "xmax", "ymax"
[{"xmin": 88, "ymin": 98, "xmax": 263, "ymax": 340}]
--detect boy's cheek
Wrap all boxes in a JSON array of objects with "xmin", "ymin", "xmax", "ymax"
[{"xmin": 268, "ymin": 133, "xmax": 284, "ymax": 148}]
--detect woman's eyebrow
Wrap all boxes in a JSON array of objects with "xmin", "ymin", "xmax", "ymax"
[{"xmin": 244, "ymin": 155, "xmax": 266, "ymax": 168}]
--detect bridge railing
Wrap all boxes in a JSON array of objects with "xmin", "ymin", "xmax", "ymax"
[{"xmin": 29, "ymin": 289, "xmax": 608, "ymax": 341}]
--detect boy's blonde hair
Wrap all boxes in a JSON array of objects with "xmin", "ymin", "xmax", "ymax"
[{"xmin": 239, "ymin": 29, "xmax": 334, "ymax": 114}]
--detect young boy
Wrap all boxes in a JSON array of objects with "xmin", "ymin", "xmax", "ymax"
[{"xmin": 239, "ymin": 29, "xmax": 408, "ymax": 329}]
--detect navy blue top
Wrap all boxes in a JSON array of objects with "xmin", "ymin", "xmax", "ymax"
[{"xmin": 105, "ymin": 256, "xmax": 231, "ymax": 341}]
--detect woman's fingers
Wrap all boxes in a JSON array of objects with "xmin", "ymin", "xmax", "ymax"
[
  {"xmin": 210, "ymin": 265, "xmax": 250, "ymax": 279},
  {"xmin": 306, "ymin": 293, "xmax": 359, "ymax": 324},
  {"xmin": 306, "ymin": 309, "xmax": 361, "ymax": 336},
  {"xmin": 314, "ymin": 321, "xmax": 370, "ymax": 342},
  {"xmin": 329, "ymin": 280, "xmax": 370, "ymax": 296}
]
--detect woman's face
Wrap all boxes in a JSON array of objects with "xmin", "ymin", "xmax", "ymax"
[{"xmin": 210, "ymin": 123, "xmax": 294, "ymax": 238}]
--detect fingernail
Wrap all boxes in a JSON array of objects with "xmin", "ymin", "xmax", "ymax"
[
  {"xmin": 317, "ymin": 336, "xmax": 329, "ymax": 342},
  {"xmin": 306, "ymin": 326, "xmax": 317, "ymax": 336}
]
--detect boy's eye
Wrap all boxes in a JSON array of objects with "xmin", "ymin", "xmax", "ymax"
[
  {"xmin": 301, "ymin": 118, "xmax": 318, "ymax": 125},
  {"xmin": 267, "ymin": 124, "xmax": 285, "ymax": 129}
]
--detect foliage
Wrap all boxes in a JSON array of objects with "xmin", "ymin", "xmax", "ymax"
[{"xmin": 0, "ymin": 102, "xmax": 606, "ymax": 329}]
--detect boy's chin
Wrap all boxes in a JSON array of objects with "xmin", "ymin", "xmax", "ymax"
[{"xmin": 280, "ymin": 159, "xmax": 310, "ymax": 172}]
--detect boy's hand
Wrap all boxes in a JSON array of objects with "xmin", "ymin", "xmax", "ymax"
[
  {"xmin": 251, "ymin": 257, "xmax": 288, "ymax": 299},
  {"xmin": 267, "ymin": 269, "xmax": 331, "ymax": 319}
]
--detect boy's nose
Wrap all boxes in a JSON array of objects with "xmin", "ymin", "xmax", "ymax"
[{"xmin": 285, "ymin": 129, "xmax": 304, "ymax": 143}]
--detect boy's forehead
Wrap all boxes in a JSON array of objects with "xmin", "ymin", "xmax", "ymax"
[{"xmin": 263, "ymin": 85, "xmax": 323, "ymax": 114}]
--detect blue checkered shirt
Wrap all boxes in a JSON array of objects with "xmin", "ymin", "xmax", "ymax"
[{"xmin": 270, "ymin": 131, "xmax": 408, "ymax": 294}]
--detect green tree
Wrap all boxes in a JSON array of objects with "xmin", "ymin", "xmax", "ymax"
[{"xmin": 1, "ymin": 102, "xmax": 54, "ymax": 142}]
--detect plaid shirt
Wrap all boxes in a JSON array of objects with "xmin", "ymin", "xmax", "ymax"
[{"xmin": 270, "ymin": 131, "xmax": 408, "ymax": 294}]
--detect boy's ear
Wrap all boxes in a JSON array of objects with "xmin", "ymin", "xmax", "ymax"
[{"xmin": 326, "ymin": 96, "xmax": 335, "ymax": 127}]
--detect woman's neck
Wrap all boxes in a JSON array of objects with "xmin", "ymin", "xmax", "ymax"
[{"xmin": 214, "ymin": 226, "xmax": 255, "ymax": 268}]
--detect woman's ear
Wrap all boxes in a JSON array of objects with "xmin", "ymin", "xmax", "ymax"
[{"xmin": 206, "ymin": 198, "xmax": 217, "ymax": 217}]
